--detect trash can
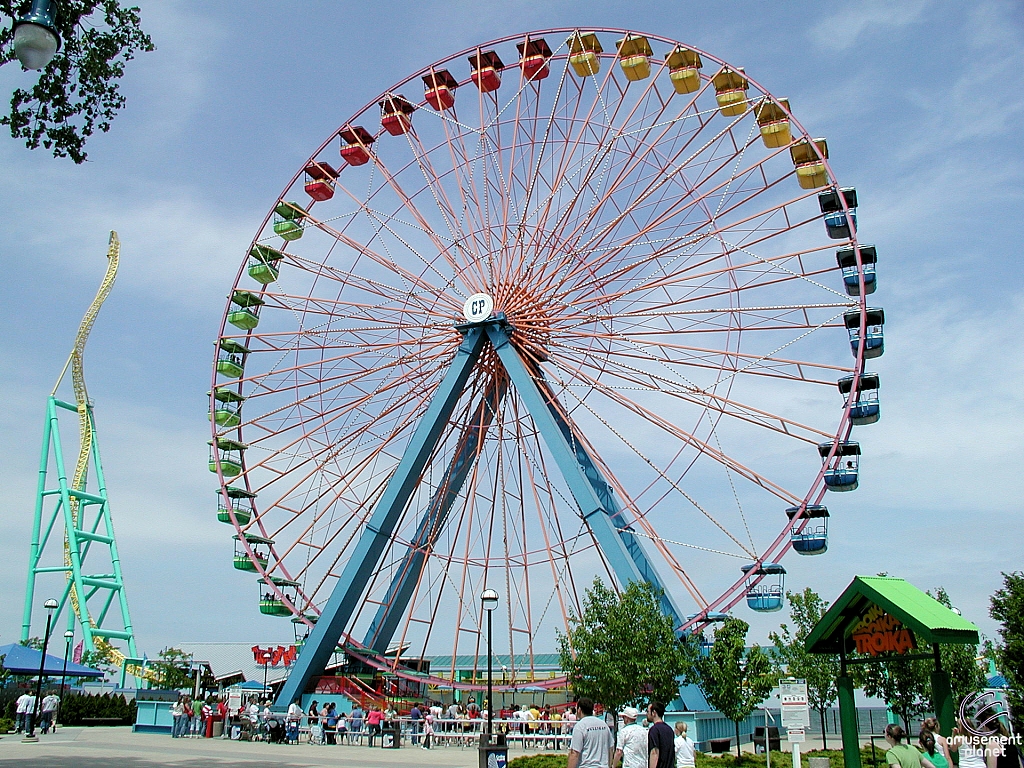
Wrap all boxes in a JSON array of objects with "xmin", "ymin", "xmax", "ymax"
[
  {"xmin": 383, "ymin": 723, "xmax": 401, "ymax": 749},
  {"xmin": 479, "ymin": 735, "xmax": 508, "ymax": 768},
  {"xmin": 212, "ymin": 720, "xmax": 224, "ymax": 738},
  {"xmin": 710, "ymin": 738, "xmax": 732, "ymax": 753}
]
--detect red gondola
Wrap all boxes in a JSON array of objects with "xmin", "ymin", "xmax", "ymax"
[
  {"xmin": 516, "ymin": 37, "xmax": 552, "ymax": 81},
  {"xmin": 303, "ymin": 161, "xmax": 338, "ymax": 201},
  {"xmin": 339, "ymin": 125, "xmax": 375, "ymax": 167},
  {"xmin": 379, "ymin": 94, "xmax": 415, "ymax": 136},
  {"xmin": 422, "ymin": 70, "xmax": 458, "ymax": 111},
  {"xmin": 469, "ymin": 50, "xmax": 504, "ymax": 93}
]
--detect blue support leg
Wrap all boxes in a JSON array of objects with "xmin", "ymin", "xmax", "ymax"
[
  {"xmin": 532, "ymin": 371, "xmax": 684, "ymax": 625},
  {"xmin": 363, "ymin": 373, "xmax": 509, "ymax": 653},
  {"xmin": 274, "ymin": 326, "xmax": 488, "ymax": 709},
  {"xmin": 485, "ymin": 322, "xmax": 663, "ymax": 607}
]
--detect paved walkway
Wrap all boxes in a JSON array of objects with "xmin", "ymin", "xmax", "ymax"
[{"xmin": 0, "ymin": 727, "xmax": 546, "ymax": 767}]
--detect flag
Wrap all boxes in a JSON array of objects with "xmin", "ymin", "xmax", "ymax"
[{"xmin": 73, "ymin": 640, "xmax": 84, "ymax": 664}]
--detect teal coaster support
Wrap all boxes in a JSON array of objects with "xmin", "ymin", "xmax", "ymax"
[{"xmin": 21, "ymin": 397, "xmax": 138, "ymax": 661}]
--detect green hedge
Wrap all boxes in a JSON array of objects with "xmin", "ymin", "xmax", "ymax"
[
  {"xmin": 57, "ymin": 693, "xmax": 136, "ymax": 725},
  {"xmin": 508, "ymin": 755, "xmax": 568, "ymax": 768},
  {"xmin": 509, "ymin": 746, "xmax": 884, "ymax": 768}
]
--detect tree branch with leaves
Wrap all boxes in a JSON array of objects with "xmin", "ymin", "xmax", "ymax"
[
  {"xmin": 770, "ymin": 588, "xmax": 840, "ymax": 748},
  {"xmin": 557, "ymin": 578, "xmax": 692, "ymax": 728},
  {"xmin": 0, "ymin": 0, "xmax": 153, "ymax": 162},
  {"xmin": 693, "ymin": 617, "xmax": 775, "ymax": 756}
]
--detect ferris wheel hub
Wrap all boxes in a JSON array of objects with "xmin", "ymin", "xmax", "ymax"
[{"xmin": 462, "ymin": 293, "xmax": 494, "ymax": 322}]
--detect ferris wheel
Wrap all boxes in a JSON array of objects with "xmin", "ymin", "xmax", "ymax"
[{"xmin": 209, "ymin": 28, "xmax": 883, "ymax": 696}]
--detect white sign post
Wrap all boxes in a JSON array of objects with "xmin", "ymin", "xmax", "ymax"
[{"xmin": 780, "ymin": 679, "xmax": 810, "ymax": 768}]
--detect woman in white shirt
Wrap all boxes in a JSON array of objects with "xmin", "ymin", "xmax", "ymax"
[
  {"xmin": 674, "ymin": 721, "xmax": 697, "ymax": 768},
  {"xmin": 950, "ymin": 719, "xmax": 997, "ymax": 768}
]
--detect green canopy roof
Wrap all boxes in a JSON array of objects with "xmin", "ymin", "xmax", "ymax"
[{"xmin": 805, "ymin": 576, "xmax": 979, "ymax": 654}]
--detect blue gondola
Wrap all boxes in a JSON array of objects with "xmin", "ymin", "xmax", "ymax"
[
  {"xmin": 785, "ymin": 505, "xmax": 830, "ymax": 555},
  {"xmin": 818, "ymin": 187, "xmax": 858, "ymax": 239},
  {"xmin": 837, "ymin": 373, "xmax": 880, "ymax": 425},
  {"xmin": 741, "ymin": 563, "xmax": 786, "ymax": 612},
  {"xmin": 818, "ymin": 440, "xmax": 860, "ymax": 491},
  {"xmin": 836, "ymin": 245, "xmax": 877, "ymax": 296},
  {"xmin": 843, "ymin": 308, "xmax": 885, "ymax": 359}
]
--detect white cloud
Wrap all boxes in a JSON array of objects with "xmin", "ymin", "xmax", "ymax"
[{"xmin": 808, "ymin": 0, "xmax": 930, "ymax": 51}]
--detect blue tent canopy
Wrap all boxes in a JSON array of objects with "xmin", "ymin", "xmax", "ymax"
[{"xmin": 0, "ymin": 643, "xmax": 104, "ymax": 678}]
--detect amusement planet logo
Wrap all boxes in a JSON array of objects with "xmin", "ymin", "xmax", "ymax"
[{"xmin": 957, "ymin": 692, "xmax": 1022, "ymax": 750}]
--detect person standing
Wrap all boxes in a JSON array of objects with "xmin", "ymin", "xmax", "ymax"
[
  {"xmin": 15, "ymin": 691, "xmax": 34, "ymax": 733},
  {"xmin": 921, "ymin": 718, "xmax": 952, "ymax": 765},
  {"xmin": 951, "ymin": 718, "xmax": 998, "ymax": 768},
  {"xmin": 367, "ymin": 705, "xmax": 383, "ymax": 747},
  {"xmin": 614, "ymin": 707, "xmax": 648, "ymax": 768},
  {"xmin": 410, "ymin": 702, "xmax": 422, "ymax": 746},
  {"xmin": 646, "ymin": 701, "xmax": 675, "ymax": 768},
  {"xmin": 39, "ymin": 692, "xmax": 60, "ymax": 734},
  {"xmin": 567, "ymin": 698, "xmax": 613, "ymax": 768},
  {"xmin": 286, "ymin": 698, "xmax": 303, "ymax": 744},
  {"xmin": 170, "ymin": 695, "xmax": 185, "ymax": 738},
  {"xmin": 884, "ymin": 724, "xmax": 924, "ymax": 768},
  {"xmin": 350, "ymin": 705, "xmax": 364, "ymax": 744},
  {"xmin": 674, "ymin": 721, "xmax": 697, "ymax": 768},
  {"xmin": 422, "ymin": 712, "xmax": 435, "ymax": 750},
  {"xmin": 919, "ymin": 731, "xmax": 949, "ymax": 768}
]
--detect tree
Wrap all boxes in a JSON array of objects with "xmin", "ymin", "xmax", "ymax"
[
  {"xmin": 80, "ymin": 639, "xmax": 119, "ymax": 676},
  {"xmin": 19, "ymin": 636, "xmax": 44, "ymax": 649},
  {"xmin": 557, "ymin": 578, "xmax": 692, "ymax": 728},
  {"xmin": 990, "ymin": 572, "xmax": 1024, "ymax": 733},
  {"xmin": 769, "ymin": 588, "xmax": 840, "ymax": 748},
  {"xmin": 854, "ymin": 654, "xmax": 931, "ymax": 732},
  {"xmin": 147, "ymin": 647, "xmax": 194, "ymax": 691},
  {"xmin": 929, "ymin": 588, "xmax": 985, "ymax": 705},
  {"xmin": 693, "ymin": 617, "xmax": 775, "ymax": 756},
  {"xmin": 0, "ymin": 0, "xmax": 154, "ymax": 163}
]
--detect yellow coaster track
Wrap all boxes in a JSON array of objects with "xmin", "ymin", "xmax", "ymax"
[{"xmin": 50, "ymin": 232, "xmax": 149, "ymax": 678}]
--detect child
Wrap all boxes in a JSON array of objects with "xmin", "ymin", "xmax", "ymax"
[{"xmin": 421, "ymin": 712, "xmax": 434, "ymax": 749}]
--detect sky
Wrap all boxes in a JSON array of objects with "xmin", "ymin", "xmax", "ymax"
[{"xmin": 1, "ymin": 0, "xmax": 1022, "ymax": 663}]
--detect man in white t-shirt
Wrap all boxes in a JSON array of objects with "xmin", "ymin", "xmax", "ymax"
[
  {"xmin": 15, "ymin": 692, "xmax": 34, "ymax": 733},
  {"xmin": 568, "ymin": 698, "xmax": 612, "ymax": 768},
  {"xmin": 614, "ymin": 706, "xmax": 648, "ymax": 768}
]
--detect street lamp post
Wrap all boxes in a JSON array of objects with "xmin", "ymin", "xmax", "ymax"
[
  {"xmin": 57, "ymin": 630, "xmax": 74, "ymax": 731},
  {"xmin": 24, "ymin": 598, "xmax": 59, "ymax": 741},
  {"xmin": 11, "ymin": 0, "xmax": 61, "ymax": 71},
  {"xmin": 480, "ymin": 589, "xmax": 499, "ymax": 743},
  {"xmin": 260, "ymin": 650, "xmax": 273, "ymax": 699}
]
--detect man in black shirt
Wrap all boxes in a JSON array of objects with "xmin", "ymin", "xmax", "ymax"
[{"xmin": 647, "ymin": 700, "xmax": 675, "ymax": 768}]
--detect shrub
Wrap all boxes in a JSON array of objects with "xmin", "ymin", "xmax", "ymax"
[
  {"xmin": 57, "ymin": 693, "xmax": 136, "ymax": 725},
  {"xmin": 0, "ymin": 716, "xmax": 13, "ymax": 733},
  {"xmin": 508, "ymin": 755, "xmax": 568, "ymax": 768}
]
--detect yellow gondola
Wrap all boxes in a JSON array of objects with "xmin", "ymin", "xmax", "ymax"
[{"xmin": 666, "ymin": 47, "xmax": 702, "ymax": 94}]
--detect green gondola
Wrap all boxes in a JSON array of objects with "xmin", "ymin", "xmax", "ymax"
[
  {"xmin": 209, "ymin": 388, "xmax": 245, "ymax": 428},
  {"xmin": 227, "ymin": 290, "xmax": 265, "ymax": 331},
  {"xmin": 216, "ymin": 338, "xmax": 250, "ymax": 378},
  {"xmin": 248, "ymin": 245, "xmax": 284, "ymax": 284}
]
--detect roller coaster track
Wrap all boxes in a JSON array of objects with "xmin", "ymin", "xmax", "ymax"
[{"xmin": 48, "ymin": 233, "xmax": 151, "ymax": 680}]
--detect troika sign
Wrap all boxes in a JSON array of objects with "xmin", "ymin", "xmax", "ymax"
[
  {"xmin": 850, "ymin": 604, "xmax": 917, "ymax": 656},
  {"xmin": 252, "ymin": 645, "xmax": 298, "ymax": 667}
]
